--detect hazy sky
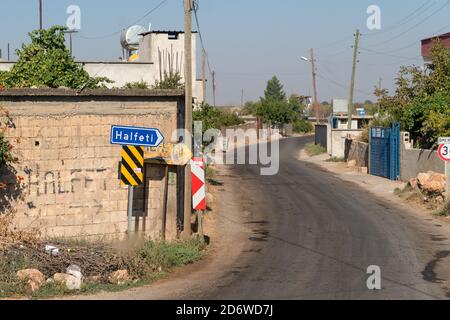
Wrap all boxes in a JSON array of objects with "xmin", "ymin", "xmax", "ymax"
[{"xmin": 0, "ymin": 0, "xmax": 449, "ymax": 105}]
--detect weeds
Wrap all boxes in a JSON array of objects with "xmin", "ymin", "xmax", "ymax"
[
  {"xmin": 435, "ymin": 202, "xmax": 450, "ymax": 217},
  {"xmin": 0, "ymin": 239, "xmax": 207, "ymax": 298},
  {"xmin": 326, "ymin": 157, "xmax": 345, "ymax": 163},
  {"xmin": 305, "ymin": 143, "xmax": 326, "ymax": 157}
]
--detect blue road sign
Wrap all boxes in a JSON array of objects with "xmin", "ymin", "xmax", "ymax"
[{"xmin": 110, "ymin": 125, "xmax": 164, "ymax": 147}]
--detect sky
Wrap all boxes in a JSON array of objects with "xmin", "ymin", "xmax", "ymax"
[{"xmin": 0, "ymin": 0, "xmax": 449, "ymax": 105}]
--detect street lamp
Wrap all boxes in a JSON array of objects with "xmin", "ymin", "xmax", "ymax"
[{"xmin": 300, "ymin": 49, "xmax": 319, "ymax": 123}]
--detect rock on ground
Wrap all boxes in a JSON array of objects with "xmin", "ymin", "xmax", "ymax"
[
  {"xmin": 108, "ymin": 270, "xmax": 130, "ymax": 285},
  {"xmin": 416, "ymin": 171, "xmax": 445, "ymax": 194},
  {"xmin": 53, "ymin": 273, "xmax": 82, "ymax": 291},
  {"xmin": 16, "ymin": 269, "xmax": 46, "ymax": 293}
]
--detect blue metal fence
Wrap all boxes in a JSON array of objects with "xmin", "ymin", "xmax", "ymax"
[{"xmin": 369, "ymin": 123, "xmax": 400, "ymax": 180}]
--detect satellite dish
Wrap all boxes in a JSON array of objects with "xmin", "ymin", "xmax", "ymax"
[{"xmin": 120, "ymin": 25, "xmax": 147, "ymax": 51}]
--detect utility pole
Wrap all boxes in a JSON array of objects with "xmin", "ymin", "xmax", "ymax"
[
  {"xmin": 310, "ymin": 48, "xmax": 319, "ymax": 123},
  {"xmin": 183, "ymin": 0, "xmax": 193, "ymax": 240},
  {"xmin": 212, "ymin": 71, "xmax": 216, "ymax": 107},
  {"xmin": 7, "ymin": 43, "xmax": 10, "ymax": 61},
  {"xmin": 39, "ymin": 0, "xmax": 43, "ymax": 30},
  {"xmin": 202, "ymin": 48, "xmax": 206, "ymax": 104},
  {"xmin": 241, "ymin": 89, "xmax": 244, "ymax": 108},
  {"xmin": 348, "ymin": 29, "xmax": 360, "ymax": 130},
  {"xmin": 66, "ymin": 30, "xmax": 78, "ymax": 56},
  {"xmin": 377, "ymin": 77, "xmax": 382, "ymax": 114}
]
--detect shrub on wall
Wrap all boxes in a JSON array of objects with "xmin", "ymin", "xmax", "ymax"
[{"xmin": 0, "ymin": 26, "xmax": 112, "ymax": 89}]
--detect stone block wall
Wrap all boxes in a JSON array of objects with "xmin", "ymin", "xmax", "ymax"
[{"xmin": 0, "ymin": 89, "xmax": 184, "ymax": 240}]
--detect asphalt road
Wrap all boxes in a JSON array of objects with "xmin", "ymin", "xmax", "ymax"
[
  {"xmin": 83, "ymin": 136, "xmax": 450, "ymax": 301},
  {"xmin": 189, "ymin": 136, "xmax": 450, "ymax": 300}
]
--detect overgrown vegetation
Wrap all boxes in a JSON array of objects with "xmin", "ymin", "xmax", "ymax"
[
  {"xmin": 436, "ymin": 202, "xmax": 450, "ymax": 217},
  {"xmin": 326, "ymin": 157, "xmax": 345, "ymax": 163},
  {"xmin": 305, "ymin": 143, "xmax": 326, "ymax": 157},
  {"xmin": 193, "ymin": 103, "xmax": 244, "ymax": 135},
  {"xmin": 243, "ymin": 76, "xmax": 312, "ymax": 134},
  {"xmin": 293, "ymin": 119, "xmax": 314, "ymax": 134},
  {"xmin": 0, "ymin": 107, "xmax": 13, "ymax": 167},
  {"xmin": 122, "ymin": 80, "xmax": 150, "ymax": 89},
  {"xmin": 0, "ymin": 238, "xmax": 206, "ymax": 298},
  {"xmin": 0, "ymin": 26, "xmax": 112, "ymax": 89},
  {"xmin": 372, "ymin": 39, "xmax": 449, "ymax": 149},
  {"xmin": 153, "ymin": 71, "xmax": 184, "ymax": 90}
]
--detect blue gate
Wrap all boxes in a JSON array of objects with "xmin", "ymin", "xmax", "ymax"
[{"xmin": 369, "ymin": 123, "xmax": 400, "ymax": 180}]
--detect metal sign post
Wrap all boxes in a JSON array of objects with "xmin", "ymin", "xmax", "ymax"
[
  {"xmin": 192, "ymin": 157, "xmax": 206, "ymax": 239},
  {"xmin": 127, "ymin": 186, "xmax": 134, "ymax": 234},
  {"xmin": 121, "ymin": 145, "xmax": 145, "ymax": 235},
  {"xmin": 111, "ymin": 125, "xmax": 165, "ymax": 236},
  {"xmin": 438, "ymin": 137, "xmax": 450, "ymax": 201}
]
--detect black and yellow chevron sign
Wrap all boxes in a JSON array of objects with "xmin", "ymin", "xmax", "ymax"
[{"xmin": 120, "ymin": 146, "xmax": 144, "ymax": 186}]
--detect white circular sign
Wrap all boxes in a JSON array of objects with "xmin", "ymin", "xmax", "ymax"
[{"xmin": 438, "ymin": 144, "xmax": 450, "ymax": 162}]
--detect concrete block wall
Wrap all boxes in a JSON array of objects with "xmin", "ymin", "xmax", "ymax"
[
  {"xmin": 399, "ymin": 133, "xmax": 445, "ymax": 181},
  {"xmin": 330, "ymin": 129, "xmax": 363, "ymax": 158},
  {"xmin": 0, "ymin": 89, "xmax": 184, "ymax": 240}
]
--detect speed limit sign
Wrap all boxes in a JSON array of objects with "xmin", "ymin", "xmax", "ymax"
[{"xmin": 438, "ymin": 143, "xmax": 450, "ymax": 162}]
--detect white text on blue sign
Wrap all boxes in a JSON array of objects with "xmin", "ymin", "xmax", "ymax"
[{"xmin": 110, "ymin": 126, "xmax": 164, "ymax": 147}]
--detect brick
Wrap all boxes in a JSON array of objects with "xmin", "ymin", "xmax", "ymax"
[
  {"xmin": 56, "ymin": 213, "xmax": 93, "ymax": 227},
  {"xmin": 34, "ymin": 194, "xmax": 56, "ymax": 205},
  {"xmin": 79, "ymin": 147, "xmax": 95, "ymax": 158},
  {"xmin": 45, "ymin": 226, "xmax": 66, "ymax": 238},
  {"xmin": 41, "ymin": 126, "xmax": 59, "ymax": 138},
  {"xmin": 44, "ymin": 204, "xmax": 65, "ymax": 217},
  {"xmin": 110, "ymin": 211, "xmax": 127, "ymax": 223},
  {"xmin": 21, "ymin": 127, "xmax": 35, "ymax": 138},
  {"xmin": 80, "ymin": 126, "xmax": 97, "ymax": 136},
  {"xmin": 92, "ymin": 212, "xmax": 110, "ymax": 224},
  {"xmin": 95, "ymin": 146, "xmax": 117, "ymax": 158},
  {"xmin": 87, "ymin": 136, "xmax": 106, "ymax": 147}
]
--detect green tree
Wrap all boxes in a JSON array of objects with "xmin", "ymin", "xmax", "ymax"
[
  {"xmin": 264, "ymin": 76, "xmax": 286, "ymax": 101},
  {"xmin": 256, "ymin": 77, "xmax": 298, "ymax": 128},
  {"xmin": 374, "ymin": 39, "xmax": 450, "ymax": 149},
  {"xmin": 0, "ymin": 26, "xmax": 111, "ymax": 89}
]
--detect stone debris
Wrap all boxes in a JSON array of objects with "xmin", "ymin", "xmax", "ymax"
[
  {"xmin": 53, "ymin": 272, "xmax": 82, "ymax": 291},
  {"xmin": 108, "ymin": 270, "xmax": 130, "ymax": 285},
  {"xmin": 413, "ymin": 171, "xmax": 445, "ymax": 195},
  {"xmin": 16, "ymin": 269, "xmax": 46, "ymax": 293}
]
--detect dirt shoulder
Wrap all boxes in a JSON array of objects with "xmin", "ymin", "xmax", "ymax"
[{"xmin": 63, "ymin": 164, "xmax": 255, "ymax": 300}]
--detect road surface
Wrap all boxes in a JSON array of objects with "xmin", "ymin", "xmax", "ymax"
[{"xmin": 84, "ymin": 136, "xmax": 450, "ymax": 300}]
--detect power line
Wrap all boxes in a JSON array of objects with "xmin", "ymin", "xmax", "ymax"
[
  {"xmin": 359, "ymin": 47, "xmax": 423, "ymax": 61},
  {"xmin": 192, "ymin": 0, "xmax": 214, "ymax": 78},
  {"xmin": 366, "ymin": 0, "xmax": 450, "ymax": 47},
  {"xmin": 316, "ymin": 73, "xmax": 373, "ymax": 97},
  {"xmin": 78, "ymin": 0, "xmax": 169, "ymax": 40},
  {"xmin": 374, "ymin": 23, "xmax": 450, "ymax": 54},
  {"xmin": 364, "ymin": 0, "xmax": 436, "ymax": 37}
]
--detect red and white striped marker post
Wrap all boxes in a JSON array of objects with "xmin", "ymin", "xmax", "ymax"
[{"xmin": 191, "ymin": 157, "xmax": 206, "ymax": 237}]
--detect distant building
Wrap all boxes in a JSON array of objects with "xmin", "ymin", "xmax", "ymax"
[{"xmin": 421, "ymin": 32, "xmax": 450, "ymax": 61}]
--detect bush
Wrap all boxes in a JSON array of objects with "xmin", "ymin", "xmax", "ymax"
[
  {"xmin": 305, "ymin": 143, "xmax": 326, "ymax": 157},
  {"xmin": 193, "ymin": 103, "xmax": 244, "ymax": 135},
  {"xmin": 0, "ymin": 26, "xmax": 111, "ymax": 89},
  {"xmin": 293, "ymin": 119, "xmax": 313, "ymax": 133},
  {"xmin": 122, "ymin": 80, "xmax": 150, "ymax": 89},
  {"xmin": 152, "ymin": 71, "xmax": 184, "ymax": 90}
]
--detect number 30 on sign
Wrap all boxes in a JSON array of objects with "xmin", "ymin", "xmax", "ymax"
[{"xmin": 438, "ymin": 143, "xmax": 450, "ymax": 162}]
